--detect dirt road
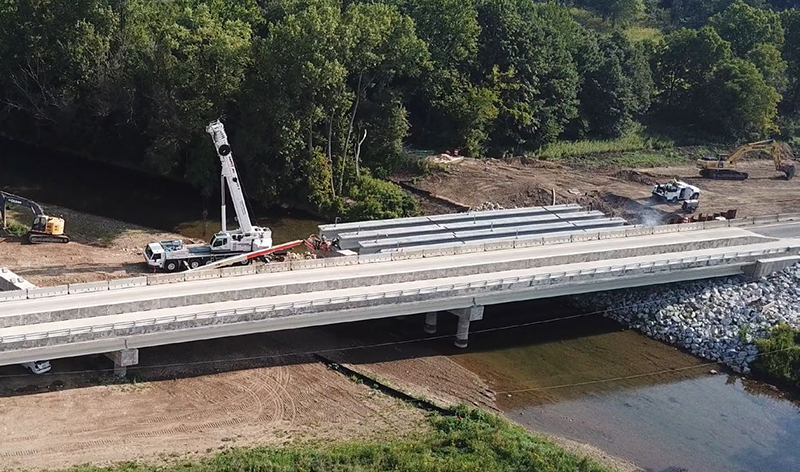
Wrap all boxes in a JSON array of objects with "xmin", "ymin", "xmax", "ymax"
[{"xmin": 407, "ymin": 158, "xmax": 800, "ymax": 224}]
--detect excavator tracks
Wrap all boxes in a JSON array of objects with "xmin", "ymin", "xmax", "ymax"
[
  {"xmin": 699, "ymin": 169, "xmax": 749, "ymax": 180},
  {"xmin": 27, "ymin": 232, "xmax": 70, "ymax": 244}
]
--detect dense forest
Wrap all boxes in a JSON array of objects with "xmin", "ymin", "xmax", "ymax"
[{"xmin": 0, "ymin": 0, "xmax": 798, "ymax": 218}]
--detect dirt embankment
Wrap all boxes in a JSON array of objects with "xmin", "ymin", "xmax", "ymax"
[{"xmin": 405, "ymin": 157, "xmax": 800, "ymax": 224}]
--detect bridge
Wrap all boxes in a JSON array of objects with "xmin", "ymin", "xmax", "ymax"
[{"xmin": 1, "ymin": 215, "xmax": 799, "ymax": 375}]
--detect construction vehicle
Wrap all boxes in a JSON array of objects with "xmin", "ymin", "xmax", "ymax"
[
  {"xmin": 145, "ymin": 120, "xmax": 289, "ymax": 271},
  {"xmin": 652, "ymin": 180, "xmax": 700, "ymax": 203},
  {"xmin": 696, "ymin": 139, "xmax": 796, "ymax": 181},
  {"xmin": 0, "ymin": 191, "xmax": 70, "ymax": 244}
]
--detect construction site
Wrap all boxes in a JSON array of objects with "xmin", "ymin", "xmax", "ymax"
[{"xmin": 1, "ymin": 128, "xmax": 800, "ymax": 472}]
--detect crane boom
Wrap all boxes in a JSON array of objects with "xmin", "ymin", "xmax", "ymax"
[{"xmin": 206, "ymin": 120, "xmax": 254, "ymax": 233}]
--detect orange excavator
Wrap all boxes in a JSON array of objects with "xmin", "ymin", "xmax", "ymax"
[{"xmin": 696, "ymin": 139, "xmax": 796, "ymax": 181}]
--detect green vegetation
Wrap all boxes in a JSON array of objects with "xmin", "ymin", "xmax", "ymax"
[
  {"xmin": 0, "ymin": 0, "xmax": 799, "ymax": 218},
  {"xmin": 64, "ymin": 408, "xmax": 611, "ymax": 472},
  {"xmin": 3, "ymin": 218, "xmax": 29, "ymax": 238},
  {"xmin": 754, "ymin": 324, "xmax": 800, "ymax": 387}
]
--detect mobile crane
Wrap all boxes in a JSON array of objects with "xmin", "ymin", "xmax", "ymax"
[
  {"xmin": 696, "ymin": 139, "xmax": 796, "ymax": 181},
  {"xmin": 144, "ymin": 120, "xmax": 289, "ymax": 271},
  {"xmin": 0, "ymin": 191, "xmax": 70, "ymax": 244}
]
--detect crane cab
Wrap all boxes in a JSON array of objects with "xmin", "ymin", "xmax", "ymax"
[
  {"xmin": 31, "ymin": 215, "xmax": 65, "ymax": 235},
  {"xmin": 210, "ymin": 228, "xmax": 272, "ymax": 253}
]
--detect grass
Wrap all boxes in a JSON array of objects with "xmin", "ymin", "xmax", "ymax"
[
  {"xmin": 534, "ymin": 125, "xmax": 684, "ymax": 168},
  {"xmin": 61, "ymin": 407, "xmax": 612, "ymax": 472},
  {"xmin": 624, "ymin": 26, "xmax": 663, "ymax": 44},
  {"xmin": 753, "ymin": 324, "xmax": 800, "ymax": 389}
]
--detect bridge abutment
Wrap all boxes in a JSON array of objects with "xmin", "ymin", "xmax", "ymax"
[
  {"xmin": 450, "ymin": 305, "xmax": 484, "ymax": 348},
  {"xmin": 424, "ymin": 312, "xmax": 438, "ymax": 334},
  {"xmin": 104, "ymin": 348, "xmax": 139, "ymax": 377}
]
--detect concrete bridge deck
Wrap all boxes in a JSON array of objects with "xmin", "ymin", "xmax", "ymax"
[{"xmin": 1, "ymin": 223, "xmax": 799, "ymax": 371}]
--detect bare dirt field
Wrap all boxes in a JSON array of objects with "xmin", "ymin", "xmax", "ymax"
[
  {"xmin": 0, "ymin": 325, "xmax": 434, "ymax": 470},
  {"xmin": 406, "ymin": 157, "xmax": 800, "ymax": 224},
  {"xmin": 0, "ymin": 204, "xmax": 187, "ymax": 287}
]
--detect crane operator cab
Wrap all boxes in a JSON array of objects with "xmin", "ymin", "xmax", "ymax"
[{"xmin": 209, "ymin": 228, "xmax": 272, "ymax": 253}]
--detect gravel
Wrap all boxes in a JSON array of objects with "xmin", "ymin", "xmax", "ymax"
[{"xmin": 575, "ymin": 263, "xmax": 800, "ymax": 374}]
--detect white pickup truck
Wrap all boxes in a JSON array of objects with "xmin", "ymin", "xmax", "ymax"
[{"xmin": 21, "ymin": 360, "xmax": 51, "ymax": 374}]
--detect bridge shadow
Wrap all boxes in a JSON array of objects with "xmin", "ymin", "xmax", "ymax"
[{"xmin": 0, "ymin": 296, "xmax": 707, "ymax": 400}]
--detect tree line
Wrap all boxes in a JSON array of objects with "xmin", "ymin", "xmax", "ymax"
[{"xmin": 0, "ymin": 0, "xmax": 798, "ymax": 218}]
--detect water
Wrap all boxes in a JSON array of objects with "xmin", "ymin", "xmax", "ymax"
[
  {"xmin": 0, "ymin": 139, "xmax": 323, "ymax": 241},
  {"xmin": 450, "ymin": 299, "xmax": 800, "ymax": 472}
]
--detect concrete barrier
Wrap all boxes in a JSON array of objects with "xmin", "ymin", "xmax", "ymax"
[
  {"xmin": 776, "ymin": 212, "xmax": 800, "ymax": 222},
  {"xmin": 68, "ymin": 281, "xmax": 109, "ymax": 294},
  {"xmin": 289, "ymin": 259, "xmax": 327, "ymax": 270},
  {"xmin": 391, "ymin": 250, "xmax": 426, "ymax": 261},
  {"xmin": 624, "ymin": 226, "xmax": 654, "ymax": 237},
  {"xmin": 455, "ymin": 243, "xmax": 486, "ymax": 254},
  {"xmin": 323, "ymin": 255, "xmax": 360, "ymax": 267},
  {"xmin": 221, "ymin": 265, "xmax": 257, "ymax": 277},
  {"xmin": 652, "ymin": 225, "xmax": 681, "ymax": 234},
  {"xmin": 358, "ymin": 253, "xmax": 392, "ymax": 264},
  {"xmin": 570, "ymin": 233, "xmax": 599, "ymax": 243},
  {"xmin": 599, "ymin": 229, "xmax": 627, "ymax": 240},
  {"xmin": 185, "ymin": 270, "xmax": 221, "ymax": 281},
  {"xmin": 27, "ymin": 285, "xmax": 69, "ymax": 299},
  {"xmin": 513, "ymin": 238, "xmax": 543, "ymax": 249},
  {"xmin": 147, "ymin": 273, "xmax": 186, "ymax": 285},
  {"xmin": 257, "ymin": 262, "xmax": 290, "ymax": 273},
  {"xmin": 483, "ymin": 241, "xmax": 515, "ymax": 252},
  {"xmin": 0, "ymin": 290, "xmax": 27, "ymax": 302},
  {"xmin": 677, "ymin": 222, "xmax": 706, "ymax": 232},
  {"xmin": 541, "ymin": 234, "xmax": 571, "ymax": 245},
  {"xmin": 702, "ymin": 220, "xmax": 730, "ymax": 229},
  {"xmin": 109, "ymin": 276, "xmax": 147, "ymax": 290},
  {"xmin": 422, "ymin": 247, "xmax": 457, "ymax": 258}
]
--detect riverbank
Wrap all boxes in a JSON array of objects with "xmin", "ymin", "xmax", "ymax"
[{"xmin": 38, "ymin": 408, "xmax": 614, "ymax": 472}]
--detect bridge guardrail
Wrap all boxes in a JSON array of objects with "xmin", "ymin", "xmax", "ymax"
[
  {"xmin": 0, "ymin": 246, "xmax": 792, "ymax": 346},
  {"xmin": 2, "ymin": 212, "xmax": 798, "ymax": 304}
]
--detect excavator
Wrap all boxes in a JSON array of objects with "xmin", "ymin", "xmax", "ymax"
[
  {"xmin": 0, "ymin": 191, "xmax": 70, "ymax": 244},
  {"xmin": 696, "ymin": 139, "xmax": 796, "ymax": 181}
]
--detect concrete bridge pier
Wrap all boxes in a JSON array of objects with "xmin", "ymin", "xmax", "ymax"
[
  {"xmin": 104, "ymin": 348, "xmax": 139, "ymax": 377},
  {"xmin": 424, "ymin": 312, "xmax": 438, "ymax": 334},
  {"xmin": 450, "ymin": 305, "xmax": 484, "ymax": 348}
]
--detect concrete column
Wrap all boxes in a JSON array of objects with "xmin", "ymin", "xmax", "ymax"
[
  {"xmin": 455, "ymin": 316, "xmax": 471, "ymax": 348},
  {"xmin": 450, "ymin": 305, "xmax": 484, "ymax": 349},
  {"xmin": 104, "ymin": 348, "xmax": 139, "ymax": 377},
  {"xmin": 424, "ymin": 312, "xmax": 438, "ymax": 334}
]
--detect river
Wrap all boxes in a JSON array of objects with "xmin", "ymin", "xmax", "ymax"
[
  {"xmin": 449, "ymin": 299, "xmax": 800, "ymax": 472},
  {"xmin": 3, "ymin": 142, "xmax": 799, "ymax": 472}
]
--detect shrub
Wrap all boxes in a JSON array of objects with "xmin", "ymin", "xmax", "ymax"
[
  {"xmin": 754, "ymin": 324, "xmax": 800, "ymax": 387},
  {"xmin": 346, "ymin": 174, "xmax": 420, "ymax": 220}
]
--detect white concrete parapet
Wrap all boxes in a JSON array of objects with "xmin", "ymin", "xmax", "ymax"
[
  {"xmin": 109, "ymin": 277, "xmax": 147, "ymax": 290},
  {"xmin": 27, "ymin": 285, "xmax": 68, "ymax": 299},
  {"xmin": 68, "ymin": 280, "xmax": 110, "ymax": 294}
]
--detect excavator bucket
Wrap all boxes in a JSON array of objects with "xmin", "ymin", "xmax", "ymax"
[{"xmin": 784, "ymin": 163, "xmax": 796, "ymax": 180}]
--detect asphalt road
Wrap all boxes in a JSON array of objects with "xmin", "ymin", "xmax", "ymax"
[{"xmin": 746, "ymin": 221, "xmax": 800, "ymax": 239}]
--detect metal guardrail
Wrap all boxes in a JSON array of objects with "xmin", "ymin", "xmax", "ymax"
[{"xmin": 0, "ymin": 246, "xmax": 790, "ymax": 345}]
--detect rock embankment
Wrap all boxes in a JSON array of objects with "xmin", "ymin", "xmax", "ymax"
[{"xmin": 575, "ymin": 264, "xmax": 800, "ymax": 374}]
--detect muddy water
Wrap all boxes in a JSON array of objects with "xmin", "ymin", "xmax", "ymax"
[
  {"xmin": 0, "ymin": 138, "xmax": 323, "ymax": 241},
  {"xmin": 450, "ymin": 299, "xmax": 800, "ymax": 472}
]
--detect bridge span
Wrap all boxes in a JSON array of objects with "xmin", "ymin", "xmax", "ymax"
[{"xmin": 1, "ymin": 218, "xmax": 799, "ymax": 374}]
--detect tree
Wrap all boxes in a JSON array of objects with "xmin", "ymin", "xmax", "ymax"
[
  {"xmin": 652, "ymin": 27, "xmax": 732, "ymax": 113},
  {"xmin": 577, "ymin": 32, "xmax": 653, "ymax": 137},
  {"xmin": 476, "ymin": 0, "xmax": 580, "ymax": 153},
  {"xmin": 709, "ymin": 0, "xmax": 784, "ymax": 56},
  {"xmin": 596, "ymin": 0, "xmax": 646, "ymax": 26},
  {"xmin": 746, "ymin": 43, "xmax": 788, "ymax": 92},
  {"xmin": 781, "ymin": 9, "xmax": 800, "ymax": 111},
  {"xmin": 702, "ymin": 57, "xmax": 780, "ymax": 137}
]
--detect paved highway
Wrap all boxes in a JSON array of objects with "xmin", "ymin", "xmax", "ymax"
[{"xmin": 748, "ymin": 221, "xmax": 800, "ymax": 239}]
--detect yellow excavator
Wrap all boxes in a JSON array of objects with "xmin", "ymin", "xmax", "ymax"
[
  {"xmin": 0, "ymin": 191, "xmax": 70, "ymax": 244},
  {"xmin": 696, "ymin": 139, "xmax": 796, "ymax": 181}
]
